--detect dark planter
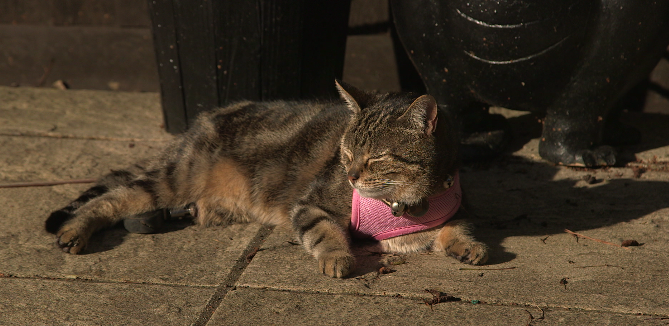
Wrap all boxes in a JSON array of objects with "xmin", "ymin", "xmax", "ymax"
[
  {"xmin": 392, "ymin": 0, "xmax": 669, "ymax": 166},
  {"xmin": 147, "ymin": 0, "xmax": 351, "ymax": 133}
]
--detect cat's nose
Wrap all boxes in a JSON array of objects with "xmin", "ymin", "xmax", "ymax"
[{"xmin": 347, "ymin": 170, "xmax": 360, "ymax": 182}]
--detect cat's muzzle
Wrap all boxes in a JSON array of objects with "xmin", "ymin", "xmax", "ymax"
[{"xmin": 380, "ymin": 174, "xmax": 454, "ymax": 218}]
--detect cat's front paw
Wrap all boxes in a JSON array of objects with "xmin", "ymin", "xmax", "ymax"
[
  {"xmin": 449, "ymin": 241, "xmax": 488, "ymax": 265},
  {"xmin": 56, "ymin": 225, "xmax": 89, "ymax": 254},
  {"xmin": 318, "ymin": 250, "xmax": 355, "ymax": 278}
]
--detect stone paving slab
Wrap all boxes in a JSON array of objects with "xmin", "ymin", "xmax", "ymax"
[
  {"xmin": 238, "ymin": 109, "xmax": 669, "ymax": 318},
  {"xmin": 0, "ymin": 184, "xmax": 261, "ymax": 286},
  {"xmin": 0, "ymin": 136, "xmax": 161, "ymax": 182},
  {"xmin": 0, "ymin": 122, "xmax": 262, "ymax": 288},
  {"xmin": 237, "ymin": 220, "xmax": 669, "ymax": 316},
  {"xmin": 212, "ymin": 287, "xmax": 667, "ymax": 326},
  {"xmin": 2, "ymin": 85, "xmax": 669, "ymax": 324},
  {"xmin": 0, "ymin": 86, "xmax": 263, "ymax": 326},
  {"xmin": 0, "ymin": 277, "xmax": 213, "ymax": 325},
  {"xmin": 0, "ymin": 86, "xmax": 170, "ymax": 140}
]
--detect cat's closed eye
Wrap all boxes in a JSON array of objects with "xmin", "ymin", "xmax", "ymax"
[{"xmin": 366, "ymin": 154, "xmax": 392, "ymax": 167}]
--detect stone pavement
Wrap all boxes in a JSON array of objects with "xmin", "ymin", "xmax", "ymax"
[{"xmin": 0, "ymin": 85, "xmax": 668, "ymax": 325}]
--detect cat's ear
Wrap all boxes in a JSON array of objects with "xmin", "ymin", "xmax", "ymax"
[
  {"xmin": 401, "ymin": 95, "xmax": 439, "ymax": 136},
  {"xmin": 335, "ymin": 80, "xmax": 369, "ymax": 114}
]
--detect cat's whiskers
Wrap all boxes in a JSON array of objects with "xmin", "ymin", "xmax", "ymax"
[
  {"xmin": 355, "ymin": 179, "xmax": 417, "ymax": 197},
  {"xmin": 383, "ymin": 180, "xmax": 412, "ymax": 185},
  {"xmin": 359, "ymin": 178, "xmax": 413, "ymax": 187}
]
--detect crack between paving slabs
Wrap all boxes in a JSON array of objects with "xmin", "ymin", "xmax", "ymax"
[
  {"xmin": 228, "ymin": 282, "xmax": 669, "ymax": 322},
  {"xmin": 191, "ymin": 225, "xmax": 275, "ymax": 326}
]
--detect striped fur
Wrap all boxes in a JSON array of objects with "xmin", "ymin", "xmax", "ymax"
[{"xmin": 46, "ymin": 82, "xmax": 487, "ymax": 278}]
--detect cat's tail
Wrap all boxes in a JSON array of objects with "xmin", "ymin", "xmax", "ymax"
[{"xmin": 45, "ymin": 168, "xmax": 142, "ymax": 234}]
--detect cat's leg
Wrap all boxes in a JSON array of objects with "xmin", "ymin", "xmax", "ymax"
[
  {"xmin": 291, "ymin": 205, "xmax": 355, "ymax": 278},
  {"xmin": 379, "ymin": 230, "xmax": 439, "ymax": 253},
  {"xmin": 56, "ymin": 177, "xmax": 166, "ymax": 254},
  {"xmin": 45, "ymin": 184, "xmax": 113, "ymax": 235},
  {"xmin": 432, "ymin": 219, "xmax": 488, "ymax": 265},
  {"xmin": 45, "ymin": 168, "xmax": 143, "ymax": 234}
]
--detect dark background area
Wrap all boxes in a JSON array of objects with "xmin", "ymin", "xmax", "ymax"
[
  {"xmin": 0, "ymin": 0, "xmax": 401, "ymax": 93},
  {"xmin": 0, "ymin": 0, "xmax": 157, "ymax": 91},
  {"xmin": 1, "ymin": 0, "xmax": 668, "ymax": 115}
]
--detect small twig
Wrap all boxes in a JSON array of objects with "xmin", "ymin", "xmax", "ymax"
[
  {"xmin": 0, "ymin": 178, "xmax": 97, "ymax": 189},
  {"xmin": 525, "ymin": 307, "xmax": 546, "ymax": 325},
  {"xmin": 459, "ymin": 267, "xmax": 516, "ymax": 271},
  {"xmin": 564, "ymin": 229, "xmax": 632, "ymax": 251},
  {"xmin": 541, "ymin": 235, "xmax": 550, "ymax": 244},
  {"xmin": 644, "ymin": 316, "xmax": 669, "ymax": 321},
  {"xmin": 35, "ymin": 58, "xmax": 55, "ymax": 87},
  {"xmin": 576, "ymin": 264, "xmax": 624, "ymax": 269},
  {"xmin": 524, "ymin": 309, "xmax": 533, "ymax": 326},
  {"xmin": 0, "ymin": 130, "xmax": 171, "ymax": 142}
]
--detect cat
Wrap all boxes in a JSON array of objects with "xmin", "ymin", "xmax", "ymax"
[{"xmin": 45, "ymin": 81, "xmax": 488, "ymax": 278}]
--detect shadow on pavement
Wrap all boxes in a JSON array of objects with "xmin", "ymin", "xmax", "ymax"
[{"xmin": 462, "ymin": 110, "xmax": 669, "ymax": 265}]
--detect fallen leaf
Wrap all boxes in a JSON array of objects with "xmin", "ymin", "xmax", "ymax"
[
  {"xmin": 245, "ymin": 247, "xmax": 260, "ymax": 263},
  {"xmin": 632, "ymin": 167, "xmax": 646, "ymax": 178},
  {"xmin": 384, "ymin": 255, "xmax": 406, "ymax": 266},
  {"xmin": 582, "ymin": 174, "xmax": 598, "ymax": 184},
  {"xmin": 621, "ymin": 239, "xmax": 641, "ymax": 247},
  {"xmin": 378, "ymin": 266, "xmax": 395, "ymax": 274},
  {"xmin": 52, "ymin": 80, "xmax": 69, "ymax": 90}
]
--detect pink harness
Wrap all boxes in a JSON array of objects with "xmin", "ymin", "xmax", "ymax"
[{"xmin": 350, "ymin": 173, "xmax": 461, "ymax": 240}]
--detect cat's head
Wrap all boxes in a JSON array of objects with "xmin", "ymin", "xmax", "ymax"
[{"xmin": 336, "ymin": 81, "xmax": 447, "ymax": 205}]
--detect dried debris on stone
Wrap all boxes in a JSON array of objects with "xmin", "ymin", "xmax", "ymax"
[
  {"xmin": 423, "ymin": 289, "xmax": 460, "ymax": 309},
  {"xmin": 559, "ymin": 277, "xmax": 569, "ymax": 289}
]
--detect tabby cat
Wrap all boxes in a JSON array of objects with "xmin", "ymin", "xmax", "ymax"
[{"xmin": 45, "ymin": 81, "xmax": 488, "ymax": 278}]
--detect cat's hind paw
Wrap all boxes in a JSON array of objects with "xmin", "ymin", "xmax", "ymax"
[{"xmin": 318, "ymin": 250, "xmax": 355, "ymax": 278}]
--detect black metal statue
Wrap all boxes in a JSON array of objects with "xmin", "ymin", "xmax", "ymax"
[{"xmin": 392, "ymin": 0, "xmax": 669, "ymax": 166}]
